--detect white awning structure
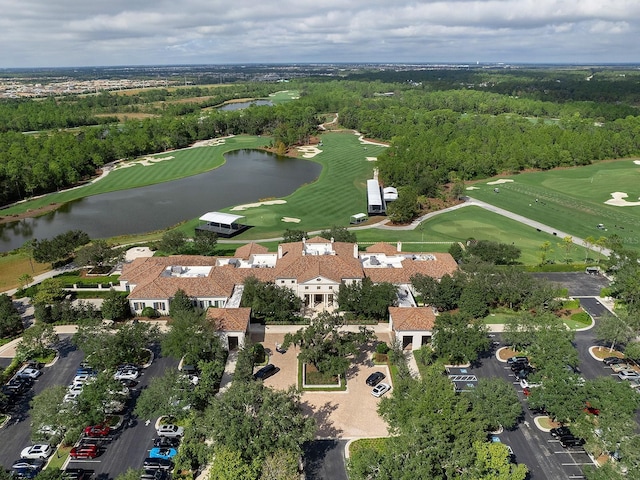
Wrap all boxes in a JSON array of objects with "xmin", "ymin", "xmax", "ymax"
[{"xmin": 199, "ymin": 212, "xmax": 245, "ymax": 225}]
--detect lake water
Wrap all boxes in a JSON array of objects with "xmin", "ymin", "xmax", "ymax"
[
  {"xmin": 0, "ymin": 149, "xmax": 320, "ymax": 252},
  {"xmin": 218, "ymin": 100, "xmax": 273, "ymax": 111}
]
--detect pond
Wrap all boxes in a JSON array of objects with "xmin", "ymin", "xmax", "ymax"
[{"xmin": 0, "ymin": 149, "xmax": 320, "ymax": 252}]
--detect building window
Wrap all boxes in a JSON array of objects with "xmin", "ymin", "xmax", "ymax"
[
  {"xmin": 317, "ymin": 286, "xmax": 321, "ymax": 290},
  {"xmin": 153, "ymin": 302, "xmax": 165, "ymax": 311},
  {"xmin": 291, "ymin": 280, "xmax": 295, "ymax": 284},
  {"xmin": 329, "ymin": 286, "xmax": 333, "ymax": 290},
  {"xmin": 305, "ymin": 286, "xmax": 309, "ymax": 290},
  {"xmin": 280, "ymin": 280, "xmax": 285, "ymax": 284},
  {"xmin": 133, "ymin": 302, "xmax": 145, "ymax": 311}
]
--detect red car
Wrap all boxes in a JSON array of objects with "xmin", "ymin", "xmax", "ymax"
[
  {"xmin": 584, "ymin": 402, "xmax": 600, "ymax": 416},
  {"xmin": 70, "ymin": 444, "xmax": 99, "ymax": 459},
  {"xmin": 83, "ymin": 424, "xmax": 110, "ymax": 438}
]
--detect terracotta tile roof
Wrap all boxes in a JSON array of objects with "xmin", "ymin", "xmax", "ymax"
[
  {"xmin": 234, "ymin": 243, "xmax": 268, "ymax": 259},
  {"xmin": 366, "ymin": 242, "xmax": 398, "ymax": 255},
  {"xmin": 305, "ymin": 236, "xmax": 330, "ymax": 243},
  {"xmin": 389, "ymin": 307, "xmax": 435, "ymax": 331},
  {"xmin": 364, "ymin": 253, "xmax": 457, "ymax": 283},
  {"xmin": 206, "ymin": 307, "xmax": 251, "ymax": 332}
]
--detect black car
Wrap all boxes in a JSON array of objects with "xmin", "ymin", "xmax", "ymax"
[
  {"xmin": 603, "ymin": 357, "xmax": 626, "ymax": 366},
  {"xmin": 153, "ymin": 437, "xmax": 180, "ymax": 448},
  {"xmin": 559, "ymin": 435, "xmax": 585, "ymax": 448},
  {"xmin": 550, "ymin": 426, "xmax": 572, "ymax": 438},
  {"xmin": 507, "ymin": 356, "xmax": 528, "ymax": 365},
  {"xmin": 62, "ymin": 468, "xmax": 90, "ymax": 480},
  {"xmin": 119, "ymin": 379, "xmax": 139, "ymax": 389},
  {"xmin": 515, "ymin": 367, "xmax": 535, "ymax": 380},
  {"xmin": 253, "ymin": 364, "xmax": 278, "ymax": 381},
  {"xmin": 365, "ymin": 372, "xmax": 385, "ymax": 387},
  {"xmin": 143, "ymin": 458, "xmax": 174, "ymax": 470}
]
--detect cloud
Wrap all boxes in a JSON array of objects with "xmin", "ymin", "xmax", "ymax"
[{"xmin": 0, "ymin": 0, "xmax": 638, "ymax": 67}]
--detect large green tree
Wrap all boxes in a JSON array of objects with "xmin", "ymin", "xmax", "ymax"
[
  {"xmin": 203, "ymin": 381, "xmax": 315, "ymax": 464},
  {"xmin": 469, "ymin": 378, "xmax": 522, "ymax": 431},
  {"xmin": 240, "ymin": 277, "xmax": 303, "ymax": 323},
  {"xmin": 337, "ymin": 277, "xmax": 397, "ymax": 320},
  {"xmin": 282, "ymin": 311, "xmax": 374, "ymax": 376},
  {"xmin": 0, "ymin": 294, "xmax": 23, "ymax": 338},
  {"xmin": 101, "ymin": 289, "xmax": 131, "ymax": 321},
  {"xmin": 433, "ymin": 312, "xmax": 489, "ymax": 364}
]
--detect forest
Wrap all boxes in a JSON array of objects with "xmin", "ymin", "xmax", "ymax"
[{"xmin": 1, "ymin": 67, "xmax": 640, "ymax": 208}]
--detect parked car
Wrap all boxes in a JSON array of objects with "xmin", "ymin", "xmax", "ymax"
[
  {"xmin": 143, "ymin": 458, "xmax": 174, "ymax": 470},
  {"xmin": 507, "ymin": 356, "xmax": 528, "ymax": 365},
  {"xmin": 62, "ymin": 469, "xmax": 90, "ymax": 480},
  {"xmin": 149, "ymin": 447, "xmax": 177, "ymax": 460},
  {"xmin": 10, "ymin": 467, "xmax": 39, "ymax": 479},
  {"xmin": 11, "ymin": 460, "xmax": 44, "ymax": 471},
  {"xmin": 76, "ymin": 367, "xmax": 97, "ymax": 376},
  {"xmin": 559, "ymin": 435, "xmax": 585, "ymax": 448},
  {"xmin": 584, "ymin": 402, "xmax": 600, "ymax": 415},
  {"xmin": 114, "ymin": 369, "xmax": 139, "ymax": 381},
  {"xmin": 84, "ymin": 424, "xmax": 110, "ymax": 438},
  {"xmin": 119, "ymin": 379, "xmax": 139, "ymax": 389},
  {"xmin": 153, "ymin": 437, "xmax": 180, "ymax": 448},
  {"xmin": 253, "ymin": 364, "xmax": 278, "ymax": 380},
  {"xmin": 140, "ymin": 470, "xmax": 168, "ymax": 480},
  {"xmin": 70, "ymin": 444, "xmax": 99, "ymax": 459},
  {"xmin": 73, "ymin": 374, "xmax": 96, "ymax": 384},
  {"xmin": 63, "ymin": 392, "xmax": 81, "ymax": 403},
  {"xmin": 365, "ymin": 372, "xmax": 386, "ymax": 387},
  {"xmin": 515, "ymin": 367, "xmax": 535, "ymax": 380},
  {"xmin": 603, "ymin": 357, "xmax": 626, "ymax": 366},
  {"xmin": 520, "ymin": 379, "xmax": 541, "ymax": 389},
  {"xmin": 371, "ymin": 382, "xmax": 391, "ymax": 398},
  {"xmin": 618, "ymin": 370, "xmax": 640, "ymax": 381},
  {"xmin": 550, "ymin": 426, "xmax": 572, "ymax": 438},
  {"xmin": 20, "ymin": 444, "xmax": 52, "ymax": 460},
  {"xmin": 156, "ymin": 424, "xmax": 184, "ymax": 438},
  {"xmin": 17, "ymin": 368, "xmax": 42, "ymax": 379}
]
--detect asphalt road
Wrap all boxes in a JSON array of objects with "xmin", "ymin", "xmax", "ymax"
[
  {"xmin": 303, "ymin": 440, "xmax": 348, "ymax": 480},
  {"xmin": 578, "ymin": 297, "xmax": 610, "ymax": 319},
  {"xmin": 0, "ymin": 336, "xmax": 83, "ymax": 469},
  {"xmin": 531, "ymin": 272, "xmax": 610, "ymax": 298}
]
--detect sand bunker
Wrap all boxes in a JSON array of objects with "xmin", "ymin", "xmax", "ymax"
[
  {"xmin": 466, "ymin": 186, "xmax": 480, "ymax": 190},
  {"xmin": 231, "ymin": 200, "xmax": 287, "ymax": 211},
  {"xmin": 192, "ymin": 137, "xmax": 230, "ymax": 148},
  {"xmin": 281, "ymin": 217, "xmax": 301, "ymax": 223},
  {"xmin": 298, "ymin": 146, "xmax": 322, "ymax": 158},
  {"xmin": 353, "ymin": 131, "xmax": 389, "ymax": 147},
  {"xmin": 604, "ymin": 192, "xmax": 640, "ymax": 207},
  {"xmin": 115, "ymin": 156, "xmax": 175, "ymax": 169},
  {"xmin": 634, "ymin": 160, "xmax": 640, "ymax": 165},
  {"xmin": 366, "ymin": 157, "xmax": 377, "ymax": 162},
  {"xmin": 487, "ymin": 179, "xmax": 514, "ymax": 185}
]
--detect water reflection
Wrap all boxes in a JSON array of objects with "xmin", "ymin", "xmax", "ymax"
[{"xmin": 0, "ymin": 149, "xmax": 320, "ymax": 252}]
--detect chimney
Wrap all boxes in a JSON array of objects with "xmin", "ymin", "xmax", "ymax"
[
  {"xmin": 330, "ymin": 237, "xmax": 334, "ymax": 243},
  {"xmin": 278, "ymin": 245, "xmax": 282, "ymax": 259},
  {"xmin": 353, "ymin": 244, "xmax": 358, "ymax": 258},
  {"xmin": 397, "ymin": 242, "xmax": 402, "ymax": 252}
]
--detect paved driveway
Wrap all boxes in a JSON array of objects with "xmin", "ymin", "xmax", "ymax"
[{"xmin": 253, "ymin": 330, "xmax": 391, "ymax": 439}]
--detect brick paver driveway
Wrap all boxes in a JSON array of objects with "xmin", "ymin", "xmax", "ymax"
[{"xmin": 251, "ymin": 328, "xmax": 392, "ymax": 439}]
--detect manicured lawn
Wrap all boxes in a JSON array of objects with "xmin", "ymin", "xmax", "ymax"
[
  {"xmin": 467, "ymin": 158, "xmax": 640, "ymax": 252},
  {"xmin": 1, "ymin": 135, "xmax": 271, "ymax": 215},
  {"xmin": 219, "ymin": 132, "xmax": 386, "ymax": 240},
  {"xmin": 408, "ymin": 206, "xmax": 597, "ymax": 264}
]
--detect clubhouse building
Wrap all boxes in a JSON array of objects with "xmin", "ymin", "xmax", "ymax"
[{"xmin": 119, "ymin": 237, "xmax": 457, "ymax": 350}]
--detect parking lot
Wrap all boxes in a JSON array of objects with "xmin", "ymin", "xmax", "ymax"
[{"xmin": 0, "ymin": 337, "xmax": 179, "ymax": 478}]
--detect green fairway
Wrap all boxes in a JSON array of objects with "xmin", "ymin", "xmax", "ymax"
[
  {"xmin": 1, "ymin": 135, "xmax": 271, "ymax": 215},
  {"xmin": 220, "ymin": 132, "xmax": 386, "ymax": 240},
  {"xmin": 268, "ymin": 90, "xmax": 300, "ymax": 103},
  {"xmin": 467, "ymin": 159, "xmax": 640, "ymax": 251},
  {"xmin": 356, "ymin": 206, "xmax": 600, "ymax": 264}
]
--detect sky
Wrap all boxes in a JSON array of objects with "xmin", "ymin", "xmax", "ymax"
[{"xmin": 1, "ymin": 0, "xmax": 639, "ymax": 68}]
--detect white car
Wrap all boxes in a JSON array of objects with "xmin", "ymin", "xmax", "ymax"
[
  {"xmin": 73, "ymin": 374, "xmax": 96, "ymax": 384},
  {"xmin": 618, "ymin": 370, "xmax": 640, "ymax": 381},
  {"xmin": 63, "ymin": 392, "xmax": 80, "ymax": 403},
  {"xmin": 156, "ymin": 424, "xmax": 184, "ymax": 438},
  {"xmin": 18, "ymin": 368, "xmax": 42, "ymax": 379},
  {"xmin": 67, "ymin": 384, "xmax": 83, "ymax": 394},
  {"xmin": 520, "ymin": 379, "xmax": 541, "ymax": 389},
  {"xmin": 20, "ymin": 444, "xmax": 52, "ymax": 459},
  {"xmin": 114, "ymin": 369, "xmax": 140, "ymax": 381},
  {"xmin": 371, "ymin": 382, "xmax": 391, "ymax": 398}
]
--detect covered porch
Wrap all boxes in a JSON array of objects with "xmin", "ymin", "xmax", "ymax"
[{"xmin": 196, "ymin": 211, "xmax": 250, "ymax": 238}]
